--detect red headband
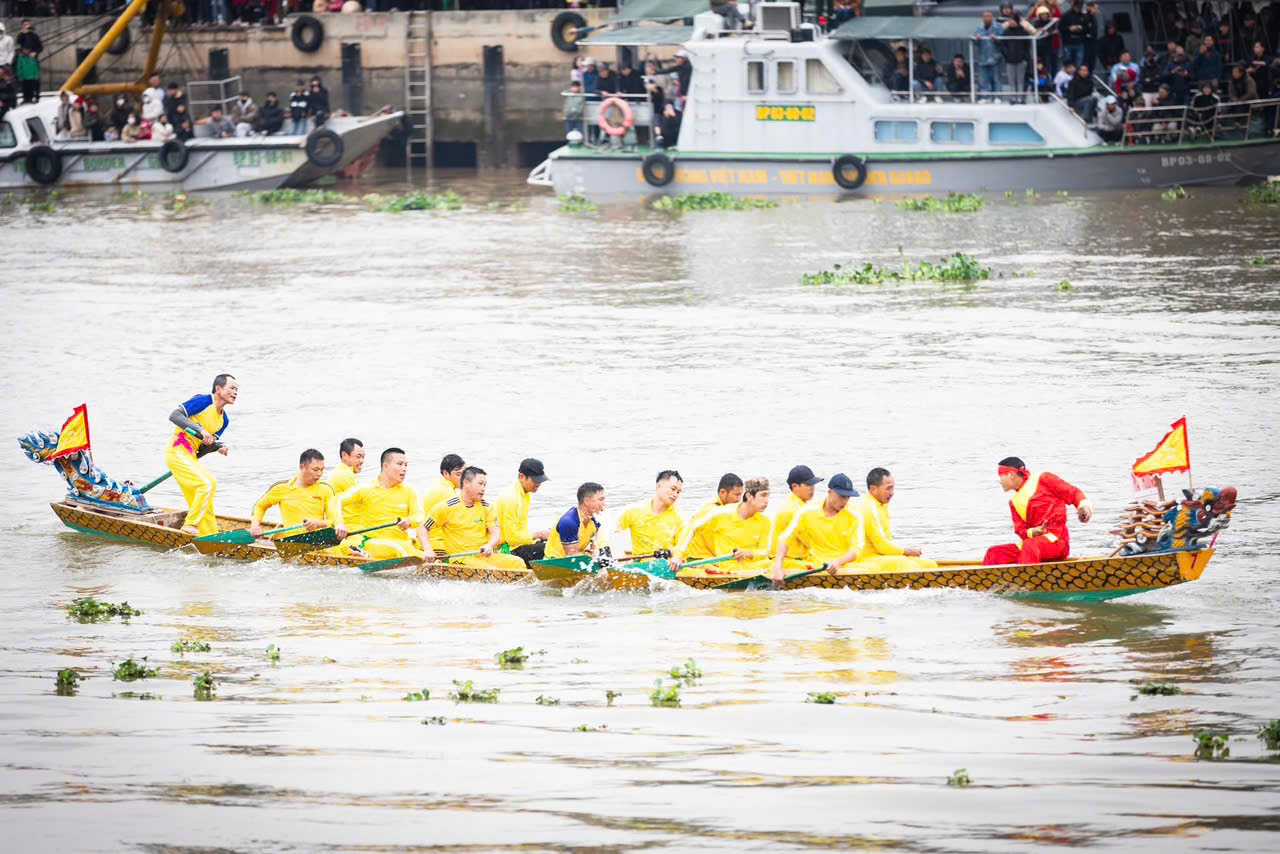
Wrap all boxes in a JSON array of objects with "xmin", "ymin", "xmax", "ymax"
[{"xmin": 998, "ymin": 465, "xmax": 1030, "ymax": 478}]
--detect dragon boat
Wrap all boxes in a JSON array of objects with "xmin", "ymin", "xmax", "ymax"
[{"xmin": 20, "ymin": 418, "xmax": 1235, "ymax": 601}]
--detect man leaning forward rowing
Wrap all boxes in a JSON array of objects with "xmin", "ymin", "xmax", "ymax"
[
  {"xmin": 771, "ymin": 473, "xmax": 865, "ymax": 582},
  {"xmin": 544, "ymin": 482, "xmax": 607, "ymax": 559},
  {"xmin": 420, "ymin": 466, "xmax": 527, "ymax": 570},
  {"xmin": 674, "ymin": 476, "xmax": 773, "ymax": 572},
  {"xmin": 249, "ymin": 448, "xmax": 347, "ymax": 541},
  {"xmin": 338, "ymin": 447, "xmax": 423, "ymax": 559}
]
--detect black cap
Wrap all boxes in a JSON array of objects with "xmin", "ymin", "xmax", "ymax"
[
  {"xmin": 518, "ymin": 458, "xmax": 549, "ymax": 483},
  {"xmin": 787, "ymin": 465, "xmax": 824, "ymax": 486},
  {"xmin": 828, "ymin": 473, "xmax": 859, "ymax": 497}
]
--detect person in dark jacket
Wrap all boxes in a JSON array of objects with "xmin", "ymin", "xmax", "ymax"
[
  {"xmin": 1060, "ymin": 0, "xmax": 1092, "ymax": 70},
  {"xmin": 914, "ymin": 46, "xmax": 942, "ymax": 96},
  {"xmin": 1082, "ymin": 2, "xmax": 1101, "ymax": 71},
  {"xmin": 307, "ymin": 76, "xmax": 330, "ymax": 122},
  {"xmin": 289, "ymin": 80, "xmax": 308, "ymax": 135},
  {"xmin": 999, "ymin": 4, "xmax": 1034, "ymax": 100},
  {"xmin": 595, "ymin": 64, "xmax": 618, "ymax": 96},
  {"xmin": 176, "ymin": 118, "xmax": 194, "ymax": 142},
  {"xmin": 617, "ymin": 64, "xmax": 644, "ymax": 96},
  {"xmin": 163, "ymin": 82, "xmax": 188, "ymax": 125},
  {"xmin": 108, "ymin": 94, "xmax": 131, "ymax": 133},
  {"xmin": 15, "ymin": 19, "xmax": 42, "ymax": 58},
  {"xmin": 1097, "ymin": 21, "xmax": 1125, "ymax": 69},
  {"xmin": 1138, "ymin": 50, "xmax": 1163, "ymax": 105},
  {"xmin": 256, "ymin": 91, "xmax": 284, "ymax": 135},
  {"xmin": 1192, "ymin": 36, "xmax": 1223, "ymax": 89},
  {"xmin": 1186, "ymin": 81, "xmax": 1217, "ymax": 135},
  {"xmin": 1163, "ymin": 45, "xmax": 1192, "ymax": 104},
  {"xmin": 84, "ymin": 98, "xmax": 105, "ymax": 141},
  {"xmin": 657, "ymin": 102, "xmax": 682, "ymax": 149},
  {"xmin": 657, "ymin": 51, "xmax": 693, "ymax": 107},
  {"xmin": 1066, "ymin": 63, "xmax": 1098, "ymax": 121},
  {"xmin": 0, "ymin": 67, "xmax": 17, "ymax": 120},
  {"xmin": 945, "ymin": 53, "xmax": 970, "ymax": 99}
]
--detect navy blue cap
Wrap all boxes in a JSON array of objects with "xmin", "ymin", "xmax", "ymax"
[
  {"xmin": 828, "ymin": 472, "xmax": 859, "ymax": 497},
  {"xmin": 787, "ymin": 465, "xmax": 824, "ymax": 486},
  {"xmin": 519, "ymin": 458, "xmax": 549, "ymax": 483}
]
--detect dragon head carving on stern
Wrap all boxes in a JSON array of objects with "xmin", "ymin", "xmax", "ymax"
[{"xmin": 18, "ymin": 430, "xmax": 151, "ymax": 513}]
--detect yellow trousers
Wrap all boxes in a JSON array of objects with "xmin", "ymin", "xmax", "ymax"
[
  {"xmin": 354, "ymin": 535, "xmax": 424, "ymax": 560},
  {"xmin": 451, "ymin": 553, "xmax": 527, "ymax": 571},
  {"xmin": 165, "ymin": 445, "xmax": 218, "ymax": 536},
  {"xmin": 852, "ymin": 554, "xmax": 939, "ymax": 573}
]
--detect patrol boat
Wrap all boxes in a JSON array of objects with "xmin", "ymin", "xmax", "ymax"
[
  {"xmin": 0, "ymin": 0, "xmax": 401, "ymax": 191},
  {"xmin": 527, "ymin": 2, "xmax": 1280, "ymax": 197}
]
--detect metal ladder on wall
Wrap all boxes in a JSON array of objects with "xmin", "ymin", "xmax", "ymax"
[{"xmin": 405, "ymin": 10, "xmax": 432, "ymax": 168}]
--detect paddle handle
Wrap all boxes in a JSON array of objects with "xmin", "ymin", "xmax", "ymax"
[
  {"xmin": 263, "ymin": 522, "xmax": 312, "ymax": 539},
  {"xmin": 137, "ymin": 430, "xmax": 209, "ymax": 494},
  {"xmin": 345, "ymin": 518, "xmax": 402, "ymax": 538},
  {"xmin": 682, "ymin": 554, "xmax": 736, "ymax": 569},
  {"xmin": 432, "ymin": 549, "xmax": 484, "ymax": 561}
]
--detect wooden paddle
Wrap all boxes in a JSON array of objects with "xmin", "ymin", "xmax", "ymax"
[
  {"xmin": 273, "ymin": 519, "xmax": 403, "ymax": 558},
  {"xmin": 194, "ymin": 521, "xmax": 310, "ymax": 546},
  {"xmin": 712, "ymin": 565, "xmax": 830, "ymax": 592}
]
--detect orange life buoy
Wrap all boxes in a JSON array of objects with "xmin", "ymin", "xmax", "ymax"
[{"xmin": 596, "ymin": 96, "xmax": 634, "ymax": 137}]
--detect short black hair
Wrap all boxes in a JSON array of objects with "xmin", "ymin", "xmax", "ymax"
[
  {"xmin": 266, "ymin": 91, "xmax": 277, "ymax": 99},
  {"xmin": 999, "ymin": 456, "xmax": 1027, "ymax": 470},
  {"xmin": 866, "ymin": 467, "xmax": 891, "ymax": 488},
  {"xmin": 577, "ymin": 481, "xmax": 604, "ymax": 504},
  {"xmin": 300, "ymin": 448, "xmax": 324, "ymax": 465},
  {"xmin": 339, "ymin": 438, "xmax": 363, "ymax": 456},
  {"xmin": 440, "ymin": 453, "xmax": 464, "ymax": 474},
  {"xmin": 212, "ymin": 373, "xmax": 235, "ymax": 392},
  {"xmin": 460, "ymin": 465, "xmax": 486, "ymax": 486},
  {"xmin": 717, "ymin": 473, "xmax": 743, "ymax": 492},
  {"xmin": 656, "ymin": 469, "xmax": 683, "ymax": 484},
  {"xmin": 381, "ymin": 447, "xmax": 406, "ymax": 467}
]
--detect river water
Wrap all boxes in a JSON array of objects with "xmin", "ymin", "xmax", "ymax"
[{"xmin": 1, "ymin": 171, "xmax": 1278, "ymax": 852}]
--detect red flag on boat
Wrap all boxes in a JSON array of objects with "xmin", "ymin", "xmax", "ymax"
[
  {"xmin": 50, "ymin": 404, "xmax": 91, "ymax": 460},
  {"xmin": 1132, "ymin": 417, "xmax": 1190, "ymax": 490}
]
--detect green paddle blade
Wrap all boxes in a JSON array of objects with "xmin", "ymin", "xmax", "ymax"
[
  {"xmin": 358, "ymin": 555, "xmax": 423, "ymax": 574},
  {"xmin": 275, "ymin": 527, "xmax": 342, "ymax": 547},
  {"xmin": 625, "ymin": 559, "xmax": 676, "ymax": 580},
  {"xmin": 193, "ymin": 529, "xmax": 257, "ymax": 545},
  {"xmin": 531, "ymin": 554, "xmax": 598, "ymax": 572},
  {"xmin": 712, "ymin": 565, "xmax": 828, "ymax": 592}
]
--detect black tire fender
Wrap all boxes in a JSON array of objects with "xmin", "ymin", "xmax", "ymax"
[
  {"xmin": 551, "ymin": 12, "xmax": 588, "ymax": 53},
  {"xmin": 100, "ymin": 23, "xmax": 131, "ymax": 56},
  {"xmin": 832, "ymin": 154, "xmax": 867, "ymax": 190},
  {"xmin": 641, "ymin": 152, "xmax": 675, "ymax": 187},
  {"xmin": 26, "ymin": 145, "xmax": 62, "ymax": 185},
  {"xmin": 159, "ymin": 139, "xmax": 189, "ymax": 173},
  {"xmin": 305, "ymin": 128, "xmax": 344, "ymax": 168},
  {"xmin": 291, "ymin": 15, "xmax": 325, "ymax": 53}
]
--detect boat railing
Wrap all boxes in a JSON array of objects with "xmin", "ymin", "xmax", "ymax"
[
  {"xmin": 1122, "ymin": 97, "xmax": 1280, "ymax": 147},
  {"xmin": 187, "ymin": 76, "xmax": 244, "ymax": 121},
  {"xmin": 561, "ymin": 91, "xmax": 658, "ymax": 149}
]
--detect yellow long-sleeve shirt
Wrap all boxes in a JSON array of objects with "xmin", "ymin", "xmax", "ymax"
[
  {"xmin": 680, "ymin": 498, "xmax": 725, "ymax": 560},
  {"xmin": 857, "ymin": 493, "xmax": 904, "ymax": 559},
  {"xmin": 420, "ymin": 475, "xmax": 459, "ymax": 550},
  {"xmin": 424, "ymin": 496, "xmax": 498, "ymax": 555},
  {"xmin": 675, "ymin": 502, "xmax": 772, "ymax": 560},
  {"xmin": 252, "ymin": 476, "xmax": 339, "ymax": 526},
  {"xmin": 775, "ymin": 504, "xmax": 864, "ymax": 565},
  {"xmin": 494, "ymin": 480, "xmax": 535, "ymax": 549},
  {"xmin": 772, "ymin": 492, "xmax": 812, "ymax": 558},
  {"xmin": 616, "ymin": 500, "xmax": 685, "ymax": 556},
  {"xmin": 340, "ymin": 482, "xmax": 423, "ymax": 544},
  {"xmin": 327, "ymin": 462, "xmax": 361, "ymax": 497}
]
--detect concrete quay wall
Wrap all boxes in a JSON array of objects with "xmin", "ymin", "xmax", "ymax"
[{"xmin": 4, "ymin": 10, "xmax": 643, "ymax": 166}]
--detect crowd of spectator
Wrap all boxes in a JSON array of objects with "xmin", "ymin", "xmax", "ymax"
[{"xmin": 565, "ymin": 51, "xmax": 691, "ymax": 148}]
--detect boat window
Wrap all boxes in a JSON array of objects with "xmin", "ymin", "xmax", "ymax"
[
  {"xmin": 0, "ymin": 121, "xmax": 16, "ymax": 149},
  {"xmin": 989, "ymin": 122, "xmax": 1045, "ymax": 145},
  {"xmin": 747, "ymin": 61, "xmax": 766, "ymax": 94},
  {"xmin": 25, "ymin": 117, "xmax": 49, "ymax": 144},
  {"xmin": 806, "ymin": 58, "xmax": 843, "ymax": 94},
  {"xmin": 931, "ymin": 121, "xmax": 975, "ymax": 144},
  {"xmin": 874, "ymin": 120, "xmax": 919, "ymax": 143},
  {"xmin": 776, "ymin": 61, "xmax": 797, "ymax": 94}
]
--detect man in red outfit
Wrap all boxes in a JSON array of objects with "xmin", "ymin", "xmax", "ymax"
[{"xmin": 983, "ymin": 456, "xmax": 1094, "ymax": 565}]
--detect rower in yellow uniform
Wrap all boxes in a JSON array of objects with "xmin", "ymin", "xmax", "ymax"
[
  {"xmin": 248, "ymin": 448, "xmax": 348, "ymax": 541},
  {"xmin": 544, "ymin": 482, "xmax": 606, "ymax": 558},
  {"xmin": 495, "ymin": 458, "xmax": 552, "ymax": 566},
  {"xmin": 771, "ymin": 465, "xmax": 823, "ymax": 560},
  {"xmin": 327, "ymin": 437, "xmax": 365, "ymax": 496},
  {"xmin": 420, "ymin": 466, "xmax": 527, "ymax": 570},
  {"xmin": 674, "ymin": 476, "xmax": 773, "ymax": 572},
  {"xmin": 855, "ymin": 467, "xmax": 937, "ymax": 572},
  {"xmin": 615, "ymin": 469, "xmax": 686, "ymax": 565},
  {"xmin": 420, "ymin": 453, "xmax": 464, "ymax": 553},
  {"xmin": 682, "ymin": 473, "xmax": 744, "ymax": 560},
  {"xmin": 337, "ymin": 447, "xmax": 423, "ymax": 559},
  {"xmin": 165, "ymin": 374, "xmax": 236, "ymax": 536},
  {"xmin": 771, "ymin": 473, "xmax": 864, "ymax": 581}
]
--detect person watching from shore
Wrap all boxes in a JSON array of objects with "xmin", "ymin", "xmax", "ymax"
[
  {"xmin": 617, "ymin": 62, "xmax": 645, "ymax": 96},
  {"xmin": 249, "ymin": 448, "xmax": 346, "ymax": 541},
  {"xmin": 338, "ymin": 448, "xmax": 423, "ymax": 560},
  {"xmin": 682, "ymin": 473, "xmax": 744, "ymax": 560},
  {"xmin": 564, "ymin": 80, "xmax": 584, "ymax": 135},
  {"xmin": 1096, "ymin": 95, "xmax": 1124, "ymax": 142},
  {"xmin": 1066, "ymin": 62, "xmax": 1098, "ymax": 122},
  {"xmin": 166, "ymin": 374, "xmax": 235, "ymax": 537},
  {"xmin": 544, "ymin": 482, "xmax": 606, "ymax": 559},
  {"xmin": 657, "ymin": 103, "xmax": 681, "ymax": 148},
  {"xmin": 914, "ymin": 46, "xmax": 942, "ymax": 97},
  {"xmin": 616, "ymin": 470, "xmax": 686, "ymax": 565},
  {"xmin": 163, "ymin": 82, "xmax": 188, "ymax": 125},
  {"xmin": 998, "ymin": 4, "xmax": 1034, "ymax": 101},
  {"xmin": 84, "ymin": 99, "xmax": 105, "ymax": 141},
  {"xmin": 142, "ymin": 74, "xmax": 165, "ymax": 123},
  {"xmin": 772, "ymin": 465, "xmax": 823, "ymax": 560},
  {"xmin": 675, "ymin": 476, "xmax": 773, "ymax": 572},
  {"xmin": 854, "ymin": 468, "xmax": 937, "ymax": 573},
  {"xmin": 1226, "ymin": 62, "xmax": 1258, "ymax": 103},
  {"xmin": 1053, "ymin": 59, "xmax": 1076, "ymax": 99},
  {"xmin": 176, "ymin": 118, "xmax": 194, "ymax": 142},
  {"xmin": 946, "ymin": 54, "xmax": 970, "ymax": 99},
  {"xmin": 1110, "ymin": 49, "xmax": 1139, "ymax": 90},
  {"xmin": 328, "ymin": 438, "xmax": 365, "ymax": 496},
  {"xmin": 771, "ymin": 473, "xmax": 864, "ymax": 581},
  {"xmin": 1097, "ymin": 20, "xmax": 1125, "ymax": 70},
  {"xmin": 307, "ymin": 76, "xmax": 330, "ymax": 122},
  {"xmin": 982, "ymin": 457, "xmax": 1092, "ymax": 566},
  {"xmin": 596, "ymin": 62, "xmax": 618, "ymax": 96},
  {"xmin": 151, "ymin": 113, "xmax": 175, "ymax": 143},
  {"xmin": 203, "ymin": 106, "xmax": 235, "ymax": 139},
  {"xmin": 421, "ymin": 466, "xmax": 527, "ymax": 570},
  {"xmin": 15, "ymin": 45, "xmax": 38, "ymax": 104},
  {"xmin": 257, "ymin": 91, "xmax": 284, "ymax": 135},
  {"xmin": 122, "ymin": 110, "xmax": 143, "ymax": 143},
  {"xmin": 1193, "ymin": 36, "xmax": 1223, "ymax": 90},
  {"xmin": 495, "ymin": 458, "xmax": 552, "ymax": 566},
  {"xmin": 230, "ymin": 91, "xmax": 258, "ymax": 137},
  {"xmin": 421, "ymin": 453, "xmax": 465, "ymax": 552},
  {"xmin": 0, "ymin": 24, "xmax": 14, "ymax": 72},
  {"xmin": 289, "ymin": 80, "xmax": 308, "ymax": 134}
]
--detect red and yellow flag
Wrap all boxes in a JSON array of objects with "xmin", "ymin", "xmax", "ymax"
[
  {"xmin": 50, "ymin": 404, "xmax": 91, "ymax": 460},
  {"xmin": 1132, "ymin": 417, "xmax": 1189, "ymax": 490}
]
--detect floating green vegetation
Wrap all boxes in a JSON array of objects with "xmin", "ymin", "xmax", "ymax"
[
  {"xmin": 576, "ymin": 723, "xmax": 607, "ymax": 732},
  {"xmin": 266, "ymin": 644, "xmax": 281, "ymax": 664},
  {"xmin": 421, "ymin": 716, "xmax": 447, "ymax": 726},
  {"xmin": 193, "ymin": 671, "xmax": 216, "ymax": 700},
  {"xmin": 1257, "ymin": 720, "xmax": 1280, "ymax": 750},
  {"xmin": 571, "ymin": 657, "xmax": 589, "ymax": 664},
  {"xmin": 606, "ymin": 690, "xmax": 621, "ymax": 705},
  {"xmin": 802, "ymin": 251, "xmax": 991, "ymax": 286},
  {"xmin": 1193, "ymin": 731, "xmax": 1230, "ymax": 760},
  {"xmin": 806, "ymin": 691, "xmax": 837, "ymax": 704},
  {"xmin": 669, "ymin": 659, "xmax": 703, "ymax": 683},
  {"xmin": 1057, "ymin": 280, "xmax": 1074, "ymax": 291},
  {"xmin": 652, "ymin": 192, "xmax": 777, "ymax": 212},
  {"xmin": 1056, "ymin": 190, "xmax": 1070, "ymax": 198},
  {"xmin": 486, "ymin": 199, "xmax": 526, "ymax": 212},
  {"xmin": 496, "ymin": 646, "xmax": 528, "ymax": 668},
  {"xmin": 535, "ymin": 695, "xmax": 560, "ymax": 706},
  {"xmin": 558, "ymin": 193, "xmax": 597, "ymax": 213},
  {"xmin": 1161, "ymin": 185, "xmax": 1189, "ymax": 202},
  {"xmin": 364, "ymin": 189, "xmax": 464, "ymax": 213},
  {"xmin": 1137, "ymin": 682, "xmax": 1182, "ymax": 696},
  {"xmin": 171, "ymin": 639, "xmax": 211, "ymax": 656},
  {"xmin": 240, "ymin": 188, "xmax": 348, "ymax": 205},
  {"xmin": 650, "ymin": 679, "xmax": 681, "ymax": 707},
  {"xmin": 27, "ymin": 190, "xmax": 62, "ymax": 213},
  {"xmin": 947, "ymin": 768, "xmax": 972, "ymax": 787},
  {"xmin": 55, "ymin": 668, "xmax": 81, "ymax": 694},
  {"xmin": 1004, "ymin": 190, "xmax": 1014, "ymax": 199},
  {"xmin": 449, "ymin": 680, "xmax": 499, "ymax": 703},
  {"xmin": 403, "ymin": 688, "xmax": 430, "ymax": 701},
  {"xmin": 1249, "ymin": 255, "xmax": 1272, "ymax": 265},
  {"xmin": 894, "ymin": 192, "xmax": 985, "ymax": 213},
  {"xmin": 1025, "ymin": 188, "xmax": 1038, "ymax": 200},
  {"xmin": 1245, "ymin": 181, "xmax": 1280, "ymax": 204},
  {"xmin": 168, "ymin": 192, "xmax": 209, "ymax": 213},
  {"xmin": 112, "ymin": 657, "xmax": 157, "ymax": 682},
  {"xmin": 67, "ymin": 597, "xmax": 142, "ymax": 621},
  {"xmin": 322, "ymin": 657, "xmax": 337, "ymax": 664}
]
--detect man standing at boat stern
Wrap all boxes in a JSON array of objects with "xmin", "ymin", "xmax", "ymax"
[
  {"xmin": 983, "ymin": 457, "xmax": 1093, "ymax": 565},
  {"xmin": 496, "ymin": 458, "xmax": 552, "ymax": 566},
  {"xmin": 165, "ymin": 374, "xmax": 236, "ymax": 536}
]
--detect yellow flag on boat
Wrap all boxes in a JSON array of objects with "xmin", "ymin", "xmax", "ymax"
[
  {"xmin": 1131, "ymin": 417, "xmax": 1189, "ymax": 490},
  {"xmin": 50, "ymin": 404, "xmax": 91, "ymax": 460}
]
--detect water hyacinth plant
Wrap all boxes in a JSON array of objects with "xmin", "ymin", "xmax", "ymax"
[
  {"xmin": 112, "ymin": 657, "xmax": 157, "ymax": 681},
  {"xmin": 606, "ymin": 690, "xmax": 621, "ymax": 705},
  {"xmin": 1245, "ymin": 181, "xmax": 1279, "ymax": 204},
  {"xmin": 240, "ymin": 188, "xmax": 348, "ymax": 205},
  {"xmin": 1161, "ymin": 185, "xmax": 1189, "ymax": 201},
  {"xmin": 193, "ymin": 672, "xmax": 216, "ymax": 700},
  {"xmin": 1257, "ymin": 720, "xmax": 1280, "ymax": 750},
  {"xmin": 650, "ymin": 679, "xmax": 681, "ymax": 707},
  {"xmin": 652, "ymin": 192, "xmax": 777, "ymax": 212},
  {"xmin": 1137, "ymin": 682, "xmax": 1182, "ymax": 695},
  {"xmin": 669, "ymin": 659, "xmax": 702, "ymax": 683},
  {"xmin": 894, "ymin": 192, "xmax": 985, "ymax": 213},
  {"xmin": 67, "ymin": 598, "xmax": 142, "ymax": 621},
  {"xmin": 1193, "ymin": 731, "xmax": 1230, "ymax": 759},
  {"xmin": 403, "ymin": 689, "xmax": 429, "ymax": 701},
  {"xmin": 449, "ymin": 680, "xmax": 499, "ymax": 703},
  {"xmin": 266, "ymin": 644, "xmax": 281, "ymax": 664},
  {"xmin": 806, "ymin": 692, "xmax": 837, "ymax": 704},
  {"xmin": 802, "ymin": 251, "xmax": 991, "ymax": 285},
  {"xmin": 947, "ymin": 769, "xmax": 972, "ymax": 787},
  {"xmin": 557, "ymin": 193, "xmax": 597, "ymax": 213},
  {"xmin": 171, "ymin": 639, "xmax": 211, "ymax": 656},
  {"xmin": 55, "ymin": 668, "xmax": 80, "ymax": 694},
  {"xmin": 364, "ymin": 190, "xmax": 464, "ymax": 212},
  {"xmin": 496, "ymin": 647, "xmax": 528, "ymax": 667},
  {"xmin": 535, "ymin": 695, "xmax": 560, "ymax": 706}
]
